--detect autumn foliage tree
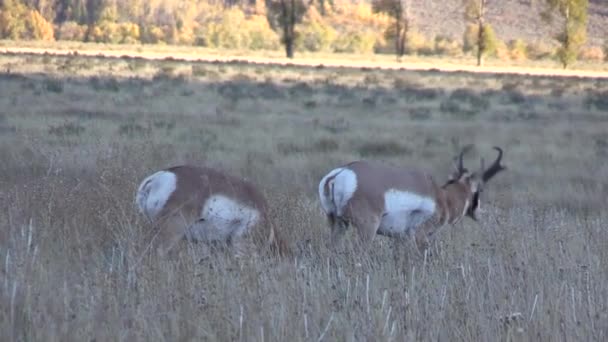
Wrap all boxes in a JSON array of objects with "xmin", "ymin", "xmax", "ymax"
[
  {"xmin": 542, "ymin": 0, "xmax": 588, "ymax": 68},
  {"xmin": 0, "ymin": 0, "xmax": 601, "ymax": 66},
  {"xmin": 329, "ymin": 1, "xmax": 387, "ymax": 54},
  {"xmin": 372, "ymin": 0, "xmax": 409, "ymax": 58},
  {"xmin": 0, "ymin": 0, "xmax": 54, "ymax": 40},
  {"xmin": 267, "ymin": 0, "xmax": 308, "ymax": 58},
  {"xmin": 463, "ymin": 0, "xmax": 498, "ymax": 66}
]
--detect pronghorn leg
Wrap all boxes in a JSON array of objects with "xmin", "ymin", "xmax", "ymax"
[
  {"xmin": 230, "ymin": 236, "xmax": 257, "ymax": 260},
  {"xmin": 154, "ymin": 214, "xmax": 191, "ymax": 258},
  {"xmin": 414, "ymin": 219, "xmax": 442, "ymax": 257},
  {"xmin": 328, "ymin": 214, "xmax": 349, "ymax": 247},
  {"xmin": 414, "ymin": 229, "xmax": 430, "ymax": 255},
  {"xmin": 351, "ymin": 211, "xmax": 381, "ymax": 251},
  {"xmin": 390, "ymin": 235, "xmax": 411, "ymax": 267}
]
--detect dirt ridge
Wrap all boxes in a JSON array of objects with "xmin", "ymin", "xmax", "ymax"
[{"xmin": 3, "ymin": 46, "xmax": 608, "ymax": 79}]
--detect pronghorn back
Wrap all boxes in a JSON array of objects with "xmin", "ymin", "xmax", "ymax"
[
  {"xmin": 318, "ymin": 147, "xmax": 506, "ymax": 252},
  {"xmin": 319, "ymin": 160, "xmax": 438, "ymax": 220},
  {"xmin": 136, "ymin": 165, "xmax": 288, "ymax": 257}
]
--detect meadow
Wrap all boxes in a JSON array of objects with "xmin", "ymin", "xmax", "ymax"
[{"xmin": 0, "ymin": 51, "xmax": 607, "ymax": 341}]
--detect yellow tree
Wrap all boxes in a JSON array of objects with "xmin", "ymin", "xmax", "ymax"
[
  {"xmin": 268, "ymin": 0, "xmax": 308, "ymax": 58},
  {"xmin": 463, "ymin": 0, "xmax": 498, "ymax": 66},
  {"xmin": 371, "ymin": 0, "xmax": 409, "ymax": 58},
  {"xmin": 542, "ymin": 0, "xmax": 588, "ymax": 69}
]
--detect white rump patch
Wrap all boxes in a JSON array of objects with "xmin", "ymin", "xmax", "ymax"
[
  {"xmin": 135, "ymin": 171, "xmax": 177, "ymax": 221},
  {"xmin": 318, "ymin": 168, "xmax": 357, "ymax": 217},
  {"xmin": 187, "ymin": 195, "xmax": 260, "ymax": 242},
  {"xmin": 377, "ymin": 190, "xmax": 436, "ymax": 236},
  {"xmin": 318, "ymin": 168, "xmax": 343, "ymax": 214}
]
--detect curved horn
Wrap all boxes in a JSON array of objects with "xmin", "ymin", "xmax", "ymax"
[
  {"xmin": 453, "ymin": 144, "xmax": 473, "ymax": 174},
  {"xmin": 482, "ymin": 147, "xmax": 506, "ymax": 183},
  {"xmin": 457, "ymin": 149, "xmax": 466, "ymax": 173}
]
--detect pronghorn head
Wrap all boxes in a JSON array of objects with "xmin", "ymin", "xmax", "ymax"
[{"xmin": 444, "ymin": 146, "xmax": 506, "ymax": 221}]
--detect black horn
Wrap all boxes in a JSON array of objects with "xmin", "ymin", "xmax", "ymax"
[
  {"xmin": 457, "ymin": 149, "xmax": 466, "ymax": 173},
  {"xmin": 482, "ymin": 147, "xmax": 506, "ymax": 183},
  {"xmin": 453, "ymin": 144, "xmax": 473, "ymax": 175}
]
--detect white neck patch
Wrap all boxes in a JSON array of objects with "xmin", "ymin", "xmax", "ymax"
[{"xmin": 377, "ymin": 190, "xmax": 436, "ymax": 235}]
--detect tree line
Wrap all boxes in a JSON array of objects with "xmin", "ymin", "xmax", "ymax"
[{"xmin": 0, "ymin": 0, "xmax": 597, "ymax": 68}]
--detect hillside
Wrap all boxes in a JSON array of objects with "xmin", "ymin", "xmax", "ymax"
[{"xmin": 406, "ymin": 0, "xmax": 607, "ymax": 46}]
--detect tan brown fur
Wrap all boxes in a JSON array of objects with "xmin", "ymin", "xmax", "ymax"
[
  {"xmin": 138, "ymin": 165, "xmax": 291, "ymax": 259},
  {"xmin": 321, "ymin": 147, "xmax": 506, "ymax": 253},
  {"xmin": 414, "ymin": 176, "xmax": 477, "ymax": 251}
]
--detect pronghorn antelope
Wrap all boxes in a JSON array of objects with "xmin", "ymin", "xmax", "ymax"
[
  {"xmin": 318, "ymin": 147, "xmax": 506, "ymax": 252},
  {"xmin": 135, "ymin": 165, "xmax": 288, "ymax": 258}
]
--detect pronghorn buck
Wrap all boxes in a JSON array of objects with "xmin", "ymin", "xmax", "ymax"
[
  {"xmin": 135, "ymin": 165, "xmax": 288, "ymax": 258},
  {"xmin": 318, "ymin": 146, "xmax": 506, "ymax": 252}
]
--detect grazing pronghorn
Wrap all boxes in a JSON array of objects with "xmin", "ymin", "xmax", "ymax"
[
  {"xmin": 135, "ymin": 165, "xmax": 289, "ymax": 258},
  {"xmin": 318, "ymin": 146, "xmax": 506, "ymax": 252}
]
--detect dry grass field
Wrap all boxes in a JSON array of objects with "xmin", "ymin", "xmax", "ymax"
[{"xmin": 0, "ymin": 51, "xmax": 607, "ymax": 341}]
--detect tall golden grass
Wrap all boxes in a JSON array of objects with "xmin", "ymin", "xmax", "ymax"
[{"xmin": 1, "ymin": 52, "xmax": 607, "ymax": 341}]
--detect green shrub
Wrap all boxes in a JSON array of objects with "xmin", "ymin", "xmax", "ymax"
[
  {"xmin": 462, "ymin": 23, "xmax": 499, "ymax": 57},
  {"xmin": 332, "ymin": 30, "xmax": 377, "ymax": 54},
  {"xmin": 508, "ymin": 39, "xmax": 528, "ymax": 61},
  {"xmin": 0, "ymin": 5, "xmax": 53, "ymax": 41},
  {"xmin": 450, "ymin": 88, "xmax": 489, "ymax": 110},
  {"xmin": 332, "ymin": 30, "xmax": 376, "ymax": 54},
  {"xmin": 463, "ymin": 24, "xmax": 478, "ymax": 53},
  {"xmin": 297, "ymin": 20, "xmax": 336, "ymax": 52},
  {"xmin": 578, "ymin": 46, "xmax": 604, "ymax": 62},
  {"xmin": 483, "ymin": 25, "xmax": 500, "ymax": 56},
  {"xmin": 435, "ymin": 35, "xmax": 462, "ymax": 57},
  {"xmin": 117, "ymin": 22, "xmax": 141, "ymax": 44},
  {"xmin": 48, "ymin": 122, "xmax": 84, "ymax": 137},
  {"xmin": 404, "ymin": 30, "xmax": 431, "ymax": 55},
  {"xmin": 89, "ymin": 21, "xmax": 140, "ymax": 44},
  {"xmin": 43, "ymin": 78, "xmax": 64, "ymax": 93},
  {"xmin": 556, "ymin": 44, "xmax": 578, "ymax": 68},
  {"xmin": 0, "ymin": 0, "xmax": 28, "ymax": 39},
  {"xmin": 90, "ymin": 76, "xmax": 120, "ymax": 92},
  {"xmin": 585, "ymin": 91, "xmax": 608, "ymax": 111},
  {"xmin": 118, "ymin": 121, "xmax": 150, "ymax": 138},
  {"xmin": 141, "ymin": 25, "xmax": 167, "ymax": 44},
  {"xmin": 206, "ymin": 9, "xmax": 250, "ymax": 49},
  {"xmin": 527, "ymin": 42, "xmax": 556, "ymax": 60},
  {"xmin": 246, "ymin": 15, "xmax": 281, "ymax": 50},
  {"xmin": 358, "ymin": 140, "xmax": 411, "ymax": 157}
]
